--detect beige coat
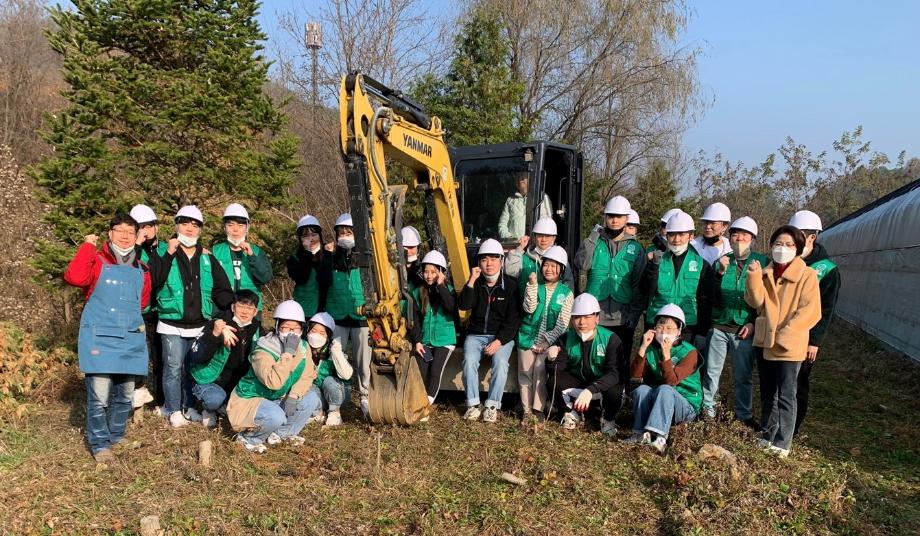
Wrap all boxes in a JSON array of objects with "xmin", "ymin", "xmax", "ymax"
[
  {"xmin": 744, "ymin": 256, "xmax": 821, "ymax": 361},
  {"xmin": 227, "ymin": 337, "xmax": 317, "ymax": 432}
]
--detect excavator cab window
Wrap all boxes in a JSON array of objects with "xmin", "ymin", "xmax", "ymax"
[{"xmin": 456, "ymin": 156, "xmax": 531, "ymax": 247}]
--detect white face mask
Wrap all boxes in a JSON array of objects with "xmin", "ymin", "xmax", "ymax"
[
  {"xmin": 307, "ymin": 332, "xmax": 327, "ymax": 349},
  {"xmin": 772, "ymin": 246, "xmax": 796, "ymax": 265},
  {"xmin": 407, "ymin": 254, "xmax": 418, "ymax": 263},
  {"xmin": 577, "ymin": 329, "xmax": 595, "ymax": 342},
  {"xmin": 483, "ymin": 272, "xmax": 500, "ymax": 283},
  {"xmin": 177, "ymin": 234, "xmax": 198, "ymax": 248},
  {"xmin": 655, "ymin": 332, "xmax": 678, "ymax": 345},
  {"xmin": 668, "ymin": 243, "xmax": 688, "ymax": 256},
  {"xmin": 110, "ymin": 243, "xmax": 134, "ymax": 257},
  {"xmin": 227, "ymin": 236, "xmax": 245, "ymax": 247},
  {"xmin": 232, "ymin": 315, "xmax": 251, "ymax": 328},
  {"xmin": 337, "ymin": 237, "xmax": 355, "ymax": 249},
  {"xmin": 731, "ymin": 241, "xmax": 750, "ymax": 258},
  {"xmin": 533, "ymin": 246, "xmax": 547, "ymax": 256}
]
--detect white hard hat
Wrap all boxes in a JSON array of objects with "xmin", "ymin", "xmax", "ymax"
[
  {"xmin": 788, "ymin": 210, "xmax": 823, "ymax": 232},
  {"xmin": 541, "ymin": 245, "xmax": 568, "ymax": 268},
  {"xmin": 335, "ymin": 213, "xmax": 353, "ymax": 227},
  {"xmin": 309, "ymin": 312, "xmax": 335, "ymax": 332},
  {"xmin": 532, "ymin": 217, "xmax": 558, "ymax": 236},
  {"xmin": 659, "ymin": 208, "xmax": 681, "ymax": 224},
  {"xmin": 729, "ymin": 216, "xmax": 759, "ymax": 237},
  {"xmin": 175, "ymin": 205, "xmax": 204, "ymax": 224},
  {"xmin": 571, "ymin": 293, "xmax": 601, "ymax": 316},
  {"xmin": 400, "ymin": 226, "xmax": 421, "ymax": 247},
  {"xmin": 665, "ymin": 211, "xmax": 694, "ymax": 233},
  {"xmin": 477, "ymin": 238, "xmax": 504, "ymax": 257},
  {"xmin": 701, "ymin": 202, "xmax": 731, "ymax": 222},
  {"xmin": 297, "ymin": 214, "xmax": 321, "ymax": 230},
  {"xmin": 603, "ymin": 195, "xmax": 631, "ymax": 215},
  {"xmin": 421, "ymin": 250, "xmax": 447, "ymax": 270},
  {"xmin": 273, "ymin": 300, "xmax": 306, "ymax": 324},
  {"xmin": 627, "ymin": 209, "xmax": 640, "ymax": 226},
  {"xmin": 655, "ymin": 303, "xmax": 686, "ymax": 328},
  {"xmin": 223, "ymin": 203, "xmax": 250, "ymax": 221},
  {"xmin": 129, "ymin": 204, "xmax": 157, "ymax": 224}
]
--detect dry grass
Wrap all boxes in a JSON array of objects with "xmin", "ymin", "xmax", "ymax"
[{"xmin": 0, "ymin": 318, "xmax": 917, "ymax": 535}]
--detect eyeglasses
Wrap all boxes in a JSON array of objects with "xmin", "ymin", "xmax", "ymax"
[
  {"xmin": 234, "ymin": 303, "xmax": 257, "ymax": 312},
  {"xmin": 278, "ymin": 327, "xmax": 302, "ymax": 336},
  {"xmin": 110, "ymin": 228, "xmax": 136, "ymax": 236}
]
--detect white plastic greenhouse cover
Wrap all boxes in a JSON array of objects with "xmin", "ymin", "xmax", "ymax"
[{"xmin": 818, "ymin": 178, "xmax": 920, "ymax": 362}]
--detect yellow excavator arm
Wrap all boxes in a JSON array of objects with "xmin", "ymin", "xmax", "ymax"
[{"xmin": 339, "ymin": 72, "xmax": 469, "ymax": 424}]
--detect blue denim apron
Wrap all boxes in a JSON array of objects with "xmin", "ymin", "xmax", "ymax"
[{"xmin": 77, "ymin": 259, "xmax": 149, "ymax": 375}]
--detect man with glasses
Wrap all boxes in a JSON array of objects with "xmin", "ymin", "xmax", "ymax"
[
  {"xmin": 153, "ymin": 205, "xmax": 235, "ymax": 428},
  {"xmin": 692, "ymin": 202, "xmax": 733, "ymax": 265},
  {"xmin": 188, "ymin": 290, "xmax": 262, "ymax": 428}
]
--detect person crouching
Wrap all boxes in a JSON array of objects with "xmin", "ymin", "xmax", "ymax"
[{"xmin": 304, "ymin": 312, "xmax": 353, "ymax": 427}]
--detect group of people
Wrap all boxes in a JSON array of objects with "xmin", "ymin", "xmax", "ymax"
[{"xmin": 65, "ymin": 194, "xmax": 838, "ymax": 463}]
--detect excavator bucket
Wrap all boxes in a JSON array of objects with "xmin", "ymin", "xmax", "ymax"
[{"xmin": 368, "ymin": 350, "xmax": 431, "ymax": 425}]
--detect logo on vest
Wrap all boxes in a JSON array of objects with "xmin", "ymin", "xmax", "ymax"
[
  {"xmin": 596, "ymin": 346, "xmax": 604, "ymax": 356},
  {"xmin": 814, "ymin": 265, "xmax": 825, "ymax": 276},
  {"xmin": 627, "ymin": 244, "xmax": 636, "ymax": 254},
  {"xmin": 688, "ymin": 260, "xmax": 699, "ymax": 272}
]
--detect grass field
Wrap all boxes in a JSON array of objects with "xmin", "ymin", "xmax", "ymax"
[{"xmin": 0, "ymin": 318, "xmax": 918, "ymax": 535}]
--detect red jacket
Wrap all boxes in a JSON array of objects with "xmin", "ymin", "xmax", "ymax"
[{"xmin": 63, "ymin": 242, "xmax": 152, "ymax": 310}]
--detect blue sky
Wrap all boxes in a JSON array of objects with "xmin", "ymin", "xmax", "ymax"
[{"xmin": 256, "ymin": 0, "xmax": 920, "ymax": 168}]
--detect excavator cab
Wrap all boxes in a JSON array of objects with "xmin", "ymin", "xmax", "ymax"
[
  {"xmin": 440, "ymin": 142, "xmax": 584, "ymax": 393},
  {"xmin": 451, "ymin": 142, "xmax": 584, "ymax": 271}
]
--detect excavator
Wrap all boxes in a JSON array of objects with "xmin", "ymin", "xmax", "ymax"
[{"xmin": 339, "ymin": 72, "xmax": 584, "ymax": 424}]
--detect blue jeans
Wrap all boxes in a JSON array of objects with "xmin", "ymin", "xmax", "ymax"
[
  {"xmin": 85, "ymin": 374, "xmax": 134, "ymax": 454},
  {"xmin": 702, "ymin": 328, "xmax": 756, "ymax": 420},
  {"xmin": 161, "ymin": 334, "xmax": 196, "ymax": 413},
  {"xmin": 320, "ymin": 376, "xmax": 348, "ymax": 412},
  {"xmin": 462, "ymin": 335, "xmax": 515, "ymax": 409},
  {"xmin": 238, "ymin": 387, "xmax": 322, "ymax": 446},
  {"xmin": 192, "ymin": 383, "xmax": 227, "ymax": 411},
  {"xmin": 631, "ymin": 384, "xmax": 697, "ymax": 439}
]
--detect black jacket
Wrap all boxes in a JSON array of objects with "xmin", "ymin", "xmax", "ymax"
[
  {"xmin": 458, "ymin": 274, "xmax": 522, "ymax": 345},
  {"xmin": 286, "ymin": 247, "xmax": 333, "ymax": 311},
  {"xmin": 640, "ymin": 247, "xmax": 716, "ymax": 336},
  {"xmin": 802, "ymin": 242, "xmax": 841, "ymax": 347},
  {"xmin": 555, "ymin": 331, "xmax": 625, "ymax": 395},
  {"xmin": 190, "ymin": 311, "xmax": 261, "ymax": 392}
]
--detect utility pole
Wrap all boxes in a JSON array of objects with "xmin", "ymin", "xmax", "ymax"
[{"xmin": 305, "ymin": 21, "xmax": 322, "ymax": 125}]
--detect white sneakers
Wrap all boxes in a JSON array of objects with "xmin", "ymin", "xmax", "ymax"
[
  {"xmin": 201, "ymin": 409, "xmax": 218, "ymax": 429},
  {"xmin": 601, "ymin": 418, "xmax": 618, "ymax": 438},
  {"xmin": 169, "ymin": 411, "xmax": 191, "ymax": 428},
  {"xmin": 560, "ymin": 411, "xmax": 582, "ymax": 430},
  {"xmin": 650, "ymin": 436, "xmax": 668, "ymax": 454},
  {"xmin": 236, "ymin": 435, "xmax": 267, "ymax": 454},
  {"xmin": 482, "ymin": 407, "xmax": 498, "ymax": 423},
  {"xmin": 132, "ymin": 387, "xmax": 154, "ymax": 409},
  {"xmin": 623, "ymin": 430, "xmax": 666, "ymax": 453},
  {"xmin": 325, "ymin": 410, "xmax": 343, "ymax": 427},
  {"xmin": 266, "ymin": 432, "xmax": 306, "ymax": 446},
  {"xmin": 463, "ymin": 406, "xmax": 482, "ymax": 421}
]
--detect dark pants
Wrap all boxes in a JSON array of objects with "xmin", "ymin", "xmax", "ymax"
[
  {"xmin": 415, "ymin": 346, "xmax": 453, "ymax": 400},
  {"xmin": 609, "ymin": 325, "xmax": 636, "ymax": 365},
  {"xmin": 794, "ymin": 359, "xmax": 814, "ymax": 435},
  {"xmin": 136, "ymin": 316, "xmax": 164, "ymax": 405},
  {"xmin": 757, "ymin": 355, "xmax": 801, "ymax": 450},
  {"xmin": 547, "ymin": 364, "xmax": 623, "ymax": 419}
]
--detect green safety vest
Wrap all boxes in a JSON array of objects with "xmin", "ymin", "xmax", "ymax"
[
  {"xmin": 518, "ymin": 253, "xmax": 542, "ymax": 297},
  {"xmin": 140, "ymin": 241, "xmax": 169, "ymax": 314},
  {"xmin": 649, "ymin": 248, "xmax": 704, "ymax": 326},
  {"xmin": 712, "ymin": 252, "xmax": 767, "ymax": 327},
  {"xmin": 585, "ymin": 238, "xmax": 642, "ymax": 304},
  {"xmin": 157, "ymin": 253, "xmax": 216, "ymax": 321},
  {"xmin": 293, "ymin": 269, "xmax": 320, "ymax": 319},
  {"xmin": 234, "ymin": 340, "xmax": 308, "ymax": 400},
  {"xmin": 644, "ymin": 342, "xmax": 702, "ymax": 411},
  {"xmin": 518, "ymin": 283, "xmax": 572, "ymax": 349},
  {"xmin": 410, "ymin": 284, "xmax": 457, "ymax": 347},
  {"xmin": 190, "ymin": 326, "xmax": 260, "ymax": 385},
  {"xmin": 211, "ymin": 241, "xmax": 265, "ymax": 309},
  {"xmin": 564, "ymin": 326, "xmax": 614, "ymax": 381},
  {"xmin": 326, "ymin": 268, "xmax": 366, "ymax": 321},
  {"xmin": 810, "ymin": 258, "xmax": 837, "ymax": 282}
]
